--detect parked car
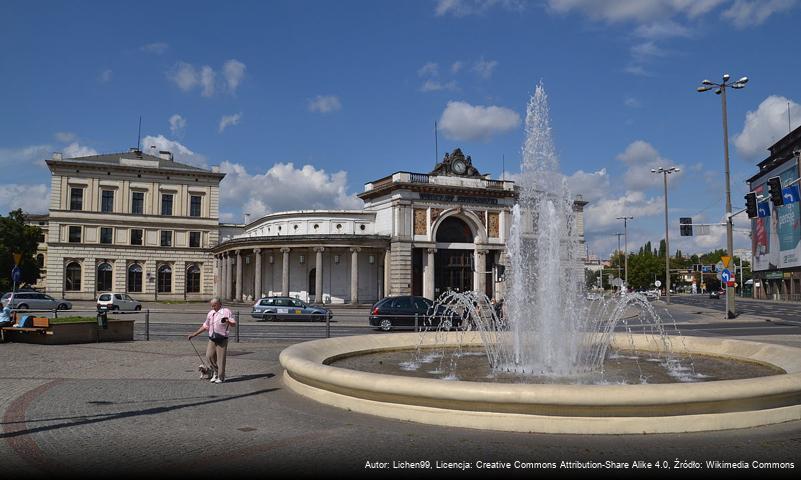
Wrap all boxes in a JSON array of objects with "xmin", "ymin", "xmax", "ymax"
[
  {"xmin": 97, "ymin": 293, "xmax": 142, "ymax": 311},
  {"xmin": 1, "ymin": 292, "xmax": 72, "ymax": 310},
  {"xmin": 644, "ymin": 290, "xmax": 659, "ymax": 300},
  {"xmin": 250, "ymin": 296, "xmax": 332, "ymax": 321},
  {"xmin": 709, "ymin": 290, "xmax": 721, "ymax": 299},
  {"xmin": 368, "ymin": 295, "xmax": 460, "ymax": 332},
  {"xmin": 585, "ymin": 292, "xmax": 603, "ymax": 301}
]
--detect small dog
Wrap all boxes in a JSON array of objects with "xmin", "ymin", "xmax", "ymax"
[{"xmin": 198, "ymin": 364, "xmax": 213, "ymax": 379}]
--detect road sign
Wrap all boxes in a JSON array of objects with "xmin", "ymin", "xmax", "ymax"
[
  {"xmin": 720, "ymin": 269, "xmax": 732, "ymax": 283},
  {"xmin": 715, "ymin": 261, "xmax": 725, "ymax": 273},
  {"xmin": 12, "ymin": 253, "xmax": 22, "ymax": 266},
  {"xmin": 721, "ymin": 256, "xmax": 731, "ymax": 268},
  {"xmin": 11, "ymin": 266, "xmax": 21, "ymax": 284},
  {"xmin": 654, "ymin": 280, "xmax": 662, "ymax": 287}
]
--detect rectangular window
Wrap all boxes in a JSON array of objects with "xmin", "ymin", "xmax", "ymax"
[
  {"xmin": 100, "ymin": 227, "xmax": 113, "ymax": 244},
  {"xmin": 131, "ymin": 192, "xmax": 144, "ymax": 215},
  {"xmin": 130, "ymin": 229, "xmax": 143, "ymax": 246},
  {"xmin": 101, "ymin": 190, "xmax": 114, "ymax": 213},
  {"xmin": 190, "ymin": 195, "xmax": 202, "ymax": 217},
  {"xmin": 160, "ymin": 230, "xmax": 172, "ymax": 247},
  {"xmin": 70, "ymin": 188, "xmax": 83, "ymax": 211},
  {"xmin": 189, "ymin": 231, "xmax": 201, "ymax": 248},
  {"xmin": 68, "ymin": 226, "xmax": 81, "ymax": 243},
  {"xmin": 161, "ymin": 194, "xmax": 173, "ymax": 216}
]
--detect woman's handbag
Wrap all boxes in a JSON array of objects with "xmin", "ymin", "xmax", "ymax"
[{"xmin": 209, "ymin": 313, "xmax": 229, "ymax": 344}]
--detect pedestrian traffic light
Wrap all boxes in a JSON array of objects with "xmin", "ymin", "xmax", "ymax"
[
  {"xmin": 768, "ymin": 176, "xmax": 784, "ymax": 207},
  {"xmin": 679, "ymin": 217, "xmax": 693, "ymax": 236},
  {"xmin": 744, "ymin": 192, "xmax": 758, "ymax": 218}
]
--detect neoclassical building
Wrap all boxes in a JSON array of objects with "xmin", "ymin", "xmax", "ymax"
[{"xmin": 212, "ymin": 149, "xmax": 587, "ymax": 304}]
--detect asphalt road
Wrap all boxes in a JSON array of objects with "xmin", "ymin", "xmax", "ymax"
[{"xmin": 669, "ymin": 295, "xmax": 801, "ymax": 325}]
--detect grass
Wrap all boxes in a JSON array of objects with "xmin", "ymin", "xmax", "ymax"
[{"xmin": 49, "ymin": 316, "xmax": 97, "ymax": 324}]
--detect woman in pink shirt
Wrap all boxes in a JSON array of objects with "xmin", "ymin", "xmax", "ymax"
[{"xmin": 188, "ymin": 297, "xmax": 236, "ymax": 383}]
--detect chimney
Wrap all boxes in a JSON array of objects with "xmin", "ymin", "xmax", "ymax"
[
  {"xmin": 52, "ymin": 152, "xmax": 63, "ymax": 161},
  {"xmin": 158, "ymin": 150, "xmax": 173, "ymax": 161}
]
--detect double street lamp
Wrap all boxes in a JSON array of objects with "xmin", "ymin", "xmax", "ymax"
[
  {"xmin": 651, "ymin": 166, "xmax": 680, "ymax": 304},
  {"xmin": 697, "ymin": 73, "xmax": 748, "ymax": 318},
  {"xmin": 615, "ymin": 216, "xmax": 634, "ymax": 290}
]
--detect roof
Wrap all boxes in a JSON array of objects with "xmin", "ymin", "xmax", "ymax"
[{"xmin": 45, "ymin": 150, "xmax": 225, "ymax": 178}]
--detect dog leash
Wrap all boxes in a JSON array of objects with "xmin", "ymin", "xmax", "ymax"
[{"xmin": 189, "ymin": 338, "xmax": 208, "ymax": 367}]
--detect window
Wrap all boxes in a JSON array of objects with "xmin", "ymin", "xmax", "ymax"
[
  {"xmin": 161, "ymin": 194, "xmax": 173, "ymax": 216},
  {"xmin": 70, "ymin": 188, "xmax": 83, "ymax": 211},
  {"xmin": 101, "ymin": 190, "xmax": 114, "ymax": 213},
  {"xmin": 157, "ymin": 264, "xmax": 172, "ymax": 293},
  {"xmin": 186, "ymin": 264, "xmax": 201, "ymax": 293},
  {"xmin": 189, "ymin": 231, "xmax": 201, "ymax": 248},
  {"xmin": 190, "ymin": 195, "xmax": 202, "ymax": 217},
  {"xmin": 36, "ymin": 254, "xmax": 44, "ymax": 268},
  {"xmin": 100, "ymin": 227, "xmax": 113, "ymax": 244},
  {"xmin": 127, "ymin": 264, "xmax": 142, "ymax": 293},
  {"xmin": 131, "ymin": 192, "xmax": 144, "ymax": 215},
  {"xmin": 96, "ymin": 263, "xmax": 112, "ymax": 292},
  {"xmin": 160, "ymin": 230, "xmax": 172, "ymax": 247},
  {"xmin": 68, "ymin": 226, "xmax": 81, "ymax": 243},
  {"xmin": 259, "ymin": 298, "xmax": 275, "ymax": 306},
  {"xmin": 65, "ymin": 262, "xmax": 81, "ymax": 291},
  {"xmin": 130, "ymin": 229, "xmax": 143, "ymax": 246},
  {"xmin": 38, "ymin": 233, "xmax": 45, "ymax": 243}
]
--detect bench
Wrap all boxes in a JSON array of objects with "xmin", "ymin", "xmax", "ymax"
[{"xmin": 0, "ymin": 317, "xmax": 51, "ymax": 341}]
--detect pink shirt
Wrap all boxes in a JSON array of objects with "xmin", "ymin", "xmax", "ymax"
[{"xmin": 204, "ymin": 307, "xmax": 234, "ymax": 338}]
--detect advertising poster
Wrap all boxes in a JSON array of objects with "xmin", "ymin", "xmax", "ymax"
[{"xmin": 752, "ymin": 163, "xmax": 801, "ymax": 271}]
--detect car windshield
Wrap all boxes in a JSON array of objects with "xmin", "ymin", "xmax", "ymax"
[{"xmin": 99, "ymin": 294, "xmax": 111, "ymax": 301}]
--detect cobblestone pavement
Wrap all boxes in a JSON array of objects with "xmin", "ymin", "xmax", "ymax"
[{"xmin": 2, "ymin": 305, "xmax": 801, "ymax": 477}]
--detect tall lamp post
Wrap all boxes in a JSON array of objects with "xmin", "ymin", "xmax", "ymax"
[
  {"xmin": 612, "ymin": 232, "xmax": 624, "ymax": 285},
  {"xmin": 652, "ymin": 167, "xmax": 680, "ymax": 304},
  {"xmin": 615, "ymin": 216, "xmax": 634, "ymax": 290},
  {"xmin": 697, "ymin": 73, "xmax": 747, "ymax": 318}
]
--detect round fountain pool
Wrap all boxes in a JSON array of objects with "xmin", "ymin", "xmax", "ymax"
[{"xmin": 280, "ymin": 332, "xmax": 801, "ymax": 434}]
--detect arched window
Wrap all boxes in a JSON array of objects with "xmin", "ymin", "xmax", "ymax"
[
  {"xmin": 436, "ymin": 216, "xmax": 474, "ymax": 243},
  {"xmin": 96, "ymin": 263, "xmax": 113, "ymax": 292},
  {"xmin": 36, "ymin": 254, "xmax": 44, "ymax": 268},
  {"xmin": 186, "ymin": 264, "xmax": 201, "ymax": 293},
  {"xmin": 127, "ymin": 264, "xmax": 143, "ymax": 293},
  {"xmin": 65, "ymin": 262, "xmax": 81, "ymax": 291},
  {"xmin": 157, "ymin": 264, "xmax": 172, "ymax": 293}
]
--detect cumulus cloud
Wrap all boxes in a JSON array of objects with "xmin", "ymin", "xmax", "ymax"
[
  {"xmin": 169, "ymin": 114, "xmax": 187, "ymax": 136},
  {"xmin": 583, "ymin": 190, "xmax": 665, "ymax": 232},
  {"xmin": 451, "ymin": 61, "xmax": 464, "ymax": 73},
  {"xmin": 434, "ymin": 0, "xmax": 524, "ymax": 16},
  {"xmin": 308, "ymin": 95, "xmax": 342, "ymax": 114},
  {"xmin": 63, "ymin": 143, "xmax": 98, "ymax": 158},
  {"xmin": 566, "ymin": 168, "xmax": 610, "ymax": 204},
  {"xmin": 734, "ymin": 95, "xmax": 801, "ymax": 160},
  {"xmin": 617, "ymin": 140, "xmax": 684, "ymax": 191},
  {"xmin": 438, "ymin": 101, "xmax": 520, "ymax": 141},
  {"xmin": 420, "ymin": 79, "xmax": 457, "ymax": 92},
  {"xmin": 54, "ymin": 132, "xmax": 76, "ymax": 142},
  {"xmin": 200, "ymin": 66, "xmax": 215, "ymax": 97},
  {"xmin": 0, "ymin": 184, "xmax": 49, "ymax": 214},
  {"xmin": 546, "ymin": 0, "xmax": 726, "ymax": 23},
  {"xmin": 168, "ymin": 62, "xmax": 199, "ymax": 91},
  {"xmin": 472, "ymin": 57, "xmax": 498, "ymax": 79},
  {"xmin": 218, "ymin": 161, "xmax": 362, "ymax": 220},
  {"xmin": 722, "ymin": 0, "xmax": 796, "ymax": 27},
  {"xmin": 140, "ymin": 42, "xmax": 168, "ymax": 54},
  {"xmin": 167, "ymin": 59, "xmax": 246, "ymax": 97},
  {"xmin": 417, "ymin": 62, "xmax": 439, "ymax": 77},
  {"xmin": 218, "ymin": 113, "xmax": 242, "ymax": 133},
  {"xmin": 223, "ymin": 59, "xmax": 246, "ymax": 93},
  {"xmin": 140, "ymin": 135, "xmax": 208, "ymax": 169},
  {"xmin": 0, "ymin": 145, "xmax": 51, "ymax": 167}
]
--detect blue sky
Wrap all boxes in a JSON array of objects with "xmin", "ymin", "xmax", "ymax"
[{"xmin": 1, "ymin": 0, "xmax": 800, "ymax": 258}]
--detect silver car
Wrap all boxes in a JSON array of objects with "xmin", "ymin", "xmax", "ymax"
[
  {"xmin": 97, "ymin": 293, "xmax": 142, "ymax": 312},
  {"xmin": 1, "ymin": 292, "xmax": 72, "ymax": 311}
]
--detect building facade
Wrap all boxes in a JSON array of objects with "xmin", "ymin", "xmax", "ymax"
[
  {"xmin": 748, "ymin": 125, "xmax": 801, "ymax": 300},
  {"xmin": 23, "ymin": 213, "xmax": 49, "ymax": 290},
  {"xmin": 44, "ymin": 149, "xmax": 225, "ymax": 301}
]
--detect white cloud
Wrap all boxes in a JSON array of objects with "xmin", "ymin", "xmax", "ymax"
[
  {"xmin": 0, "ymin": 145, "xmax": 51, "ymax": 167},
  {"xmin": 633, "ymin": 19, "xmax": 692, "ymax": 38},
  {"xmin": 169, "ymin": 114, "xmax": 187, "ymax": 136},
  {"xmin": 583, "ymin": 190, "xmax": 664, "ymax": 231},
  {"xmin": 140, "ymin": 135, "xmax": 208, "ymax": 169},
  {"xmin": 417, "ymin": 62, "xmax": 439, "ymax": 77},
  {"xmin": 616, "ymin": 140, "xmax": 684, "ymax": 190},
  {"xmin": 140, "ymin": 42, "xmax": 168, "ymax": 54},
  {"xmin": 168, "ymin": 62, "xmax": 199, "ymax": 91},
  {"xmin": 98, "ymin": 69, "xmax": 112, "ymax": 83},
  {"xmin": 722, "ymin": 0, "xmax": 796, "ymax": 27},
  {"xmin": 630, "ymin": 41, "xmax": 669, "ymax": 60},
  {"xmin": 218, "ymin": 113, "xmax": 242, "ymax": 133},
  {"xmin": 624, "ymin": 64, "xmax": 651, "ymax": 76},
  {"xmin": 546, "ymin": 0, "xmax": 726, "ymax": 23},
  {"xmin": 472, "ymin": 57, "xmax": 498, "ymax": 79},
  {"xmin": 0, "ymin": 184, "xmax": 49, "ymax": 214},
  {"xmin": 54, "ymin": 132, "xmax": 76, "ymax": 142},
  {"xmin": 200, "ymin": 65, "xmax": 215, "ymax": 97},
  {"xmin": 63, "ymin": 143, "xmax": 98, "ymax": 158},
  {"xmin": 420, "ymin": 79, "xmax": 457, "ymax": 92},
  {"xmin": 308, "ymin": 95, "xmax": 342, "ymax": 114},
  {"xmin": 222, "ymin": 59, "xmax": 246, "ymax": 93},
  {"xmin": 434, "ymin": 0, "xmax": 524, "ymax": 16},
  {"xmin": 733, "ymin": 95, "xmax": 801, "ymax": 160},
  {"xmin": 623, "ymin": 96, "xmax": 641, "ymax": 108},
  {"xmin": 218, "ymin": 161, "xmax": 362, "ymax": 220},
  {"xmin": 438, "ymin": 101, "xmax": 520, "ymax": 141},
  {"xmin": 451, "ymin": 61, "xmax": 464, "ymax": 73},
  {"xmin": 566, "ymin": 168, "xmax": 610, "ymax": 204}
]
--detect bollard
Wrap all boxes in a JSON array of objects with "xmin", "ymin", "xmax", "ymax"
[
  {"xmin": 325, "ymin": 312, "xmax": 331, "ymax": 338},
  {"xmin": 415, "ymin": 313, "xmax": 419, "ymax": 332},
  {"xmin": 235, "ymin": 310, "xmax": 240, "ymax": 343},
  {"xmin": 145, "ymin": 309, "xmax": 150, "ymax": 341},
  {"xmin": 54, "ymin": 308, "xmax": 58, "ymax": 319}
]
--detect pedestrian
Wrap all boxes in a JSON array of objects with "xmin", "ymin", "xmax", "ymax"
[
  {"xmin": 0, "ymin": 294, "xmax": 14, "ymax": 327},
  {"xmin": 188, "ymin": 297, "xmax": 236, "ymax": 384}
]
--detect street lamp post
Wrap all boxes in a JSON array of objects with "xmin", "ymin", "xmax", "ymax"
[
  {"xmin": 698, "ymin": 73, "xmax": 748, "ymax": 318},
  {"xmin": 615, "ymin": 217, "xmax": 633, "ymax": 290},
  {"xmin": 652, "ymin": 167, "xmax": 680, "ymax": 304},
  {"xmin": 612, "ymin": 232, "xmax": 623, "ymax": 287}
]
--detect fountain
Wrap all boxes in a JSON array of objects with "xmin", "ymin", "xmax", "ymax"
[{"xmin": 280, "ymin": 83, "xmax": 801, "ymax": 434}]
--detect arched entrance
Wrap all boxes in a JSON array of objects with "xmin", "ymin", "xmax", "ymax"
[{"xmin": 434, "ymin": 216, "xmax": 474, "ymax": 295}]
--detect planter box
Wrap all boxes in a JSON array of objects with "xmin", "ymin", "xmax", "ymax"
[{"xmin": 3, "ymin": 320, "xmax": 134, "ymax": 345}]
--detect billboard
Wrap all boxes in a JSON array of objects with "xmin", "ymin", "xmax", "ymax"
[{"xmin": 752, "ymin": 162, "xmax": 801, "ymax": 271}]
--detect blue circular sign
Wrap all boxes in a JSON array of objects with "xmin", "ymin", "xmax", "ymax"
[
  {"xmin": 720, "ymin": 269, "xmax": 731, "ymax": 283},
  {"xmin": 11, "ymin": 266, "xmax": 21, "ymax": 284}
]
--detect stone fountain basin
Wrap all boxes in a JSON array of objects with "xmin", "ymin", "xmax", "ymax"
[{"xmin": 279, "ymin": 332, "xmax": 801, "ymax": 434}]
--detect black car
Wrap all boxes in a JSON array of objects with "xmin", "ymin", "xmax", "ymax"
[
  {"xmin": 709, "ymin": 290, "xmax": 721, "ymax": 299},
  {"xmin": 369, "ymin": 295, "xmax": 459, "ymax": 331}
]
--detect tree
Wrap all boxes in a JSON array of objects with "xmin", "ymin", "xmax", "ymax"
[{"xmin": 0, "ymin": 209, "xmax": 42, "ymax": 292}]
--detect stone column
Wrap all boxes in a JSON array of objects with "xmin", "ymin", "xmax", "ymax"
[
  {"xmin": 235, "ymin": 250, "xmax": 243, "ymax": 302},
  {"xmin": 281, "ymin": 247, "xmax": 290, "ymax": 296},
  {"xmin": 474, "ymin": 248, "xmax": 487, "ymax": 296},
  {"xmin": 350, "ymin": 247, "xmax": 360, "ymax": 304},
  {"xmin": 254, "ymin": 248, "xmax": 262, "ymax": 300},
  {"xmin": 222, "ymin": 253, "xmax": 229, "ymax": 300},
  {"xmin": 423, "ymin": 248, "xmax": 436, "ymax": 300},
  {"xmin": 227, "ymin": 252, "xmax": 235, "ymax": 300},
  {"xmin": 383, "ymin": 249, "xmax": 391, "ymax": 298},
  {"xmin": 314, "ymin": 247, "xmax": 324, "ymax": 304},
  {"xmin": 213, "ymin": 255, "xmax": 221, "ymax": 298}
]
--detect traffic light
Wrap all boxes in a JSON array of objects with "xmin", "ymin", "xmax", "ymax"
[
  {"xmin": 744, "ymin": 192, "xmax": 758, "ymax": 218},
  {"xmin": 768, "ymin": 177, "xmax": 784, "ymax": 207},
  {"xmin": 679, "ymin": 217, "xmax": 693, "ymax": 236}
]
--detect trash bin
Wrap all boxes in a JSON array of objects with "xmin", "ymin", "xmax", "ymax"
[{"xmin": 97, "ymin": 305, "xmax": 109, "ymax": 329}]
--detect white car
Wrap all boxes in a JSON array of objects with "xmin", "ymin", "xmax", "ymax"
[{"xmin": 97, "ymin": 293, "xmax": 142, "ymax": 312}]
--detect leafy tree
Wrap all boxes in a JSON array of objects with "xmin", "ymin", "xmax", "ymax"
[{"xmin": 0, "ymin": 209, "xmax": 42, "ymax": 292}]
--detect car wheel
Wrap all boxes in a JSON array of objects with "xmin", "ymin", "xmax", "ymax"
[
  {"xmin": 312, "ymin": 314, "xmax": 323, "ymax": 322},
  {"xmin": 134, "ymin": 305, "xmax": 142, "ymax": 311},
  {"xmin": 17, "ymin": 303, "xmax": 28, "ymax": 310},
  {"xmin": 379, "ymin": 319, "xmax": 392, "ymax": 331},
  {"xmin": 57, "ymin": 303, "xmax": 68, "ymax": 310},
  {"xmin": 265, "ymin": 314, "xmax": 277, "ymax": 322}
]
